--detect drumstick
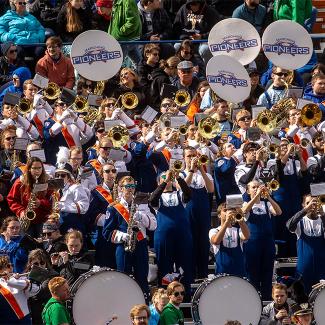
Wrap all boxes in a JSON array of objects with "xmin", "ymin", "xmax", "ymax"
[{"xmin": 106, "ymin": 314, "xmax": 118, "ymax": 324}]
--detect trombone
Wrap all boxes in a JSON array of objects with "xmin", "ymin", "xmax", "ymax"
[
  {"xmin": 107, "ymin": 125, "xmax": 129, "ymax": 148},
  {"xmin": 43, "ymin": 82, "xmax": 60, "ymax": 100},
  {"xmin": 198, "ymin": 116, "xmax": 221, "ymax": 139},
  {"xmin": 174, "ymin": 90, "xmax": 191, "ymax": 107},
  {"xmin": 113, "ymin": 92, "xmax": 138, "ymax": 111},
  {"xmin": 16, "ymin": 98, "xmax": 33, "ymax": 115},
  {"xmin": 301, "ymin": 103, "xmax": 322, "ymax": 127}
]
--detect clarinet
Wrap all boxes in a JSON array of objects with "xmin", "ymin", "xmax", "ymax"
[{"xmin": 124, "ymin": 198, "xmax": 139, "ymax": 253}]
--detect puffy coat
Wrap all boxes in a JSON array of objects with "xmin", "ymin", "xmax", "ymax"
[{"xmin": 0, "ymin": 10, "xmax": 45, "ymax": 44}]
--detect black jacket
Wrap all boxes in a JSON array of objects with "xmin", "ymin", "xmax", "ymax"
[
  {"xmin": 91, "ymin": 11, "xmax": 110, "ymax": 31},
  {"xmin": 150, "ymin": 68, "xmax": 172, "ymax": 110},
  {"xmin": 137, "ymin": 60, "xmax": 158, "ymax": 92},
  {"xmin": 173, "ymin": 2, "xmax": 221, "ymax": 39},
  {"xmin": 0, "ymin": 56, "xmax": 25, "ymax": 86}
]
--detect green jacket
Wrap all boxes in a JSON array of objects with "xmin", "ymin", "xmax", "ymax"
[
  {"xmin": 274, "ymin": 0, "xmax": 312, "ymax": 26},
  {"xmin": 42, "ymin": 297, "xmax": 71, "ymax": 325},
  {"xmin": 107, "ymin": 0, "xmax": 142, "ymax": 41},
  {"xmin": 159, "ymin": 303, "xmax": 184, "ymax": 325}
]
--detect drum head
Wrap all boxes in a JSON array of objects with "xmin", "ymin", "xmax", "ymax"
[
  {"xmin": 192, "ymin": 275, "xmax": 262, "ymax": 325},
  {"xmin": 71, "ymin": 269, "xmax": 145, "ymax": 325},
  {"xmin": 311, "ymin": 285, "xmax": 325, "ymax": 324}
]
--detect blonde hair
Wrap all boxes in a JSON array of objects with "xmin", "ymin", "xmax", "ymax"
[
  {"xmin": 0, "ymin": 255, "xmax": 10, "ymax": 271},
  {"xmin": 119, "ymin": 68, "xmax": 139, "ymax": 84},
  {"xmin": 65, "ymin": 229, "xmax": 83, "ymax": 244},
  {"xmin": 166, "ymin": 281, "xmax": 184, "ymax": 296},
  {"xmin": 48, "ymin": 276, "xmax": 67, "ymax": 294},
  {"xmin": 130, "ymin": 304, "xmax": 150, "ymax": 320},
  {"xmin": 66, "ymin": 1, "xmax": 83, "ymax": 33},
  {"xmin": 152, "ymin": 288, "xmax": 168, "ymax": 304}
]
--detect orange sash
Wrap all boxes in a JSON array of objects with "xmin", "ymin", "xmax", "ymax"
[
  {"xmin": 161, "ymin": 148, "xmax": 171, "ymax": 162},
  {"xmin": 112, "ymin": 203, "xmax": 144, "ymax": 241},
  {"xmin": 52, "ymin": 117, "xmax": 76, "ymax": 148},
  {"xmin": 0, "ymin": 283, "xmax": 25, "ymax": 319},
  {"xmin": 95, "ymin": 186, "xmax": 113, "ymax": 204},
  {"xmin": 33, "ymin": 114, "xmax": 44, "ymax": 138},
  {"xmin": 89, "ymin": 160, "xmax": 102, "ymax": 173}
]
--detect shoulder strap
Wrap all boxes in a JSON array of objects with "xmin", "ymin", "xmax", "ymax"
[{"xmin": 264, "ymin": 91, "xmax": 272, "ymax": 109}]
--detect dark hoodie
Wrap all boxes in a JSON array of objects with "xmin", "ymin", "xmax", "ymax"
[
  {"xmin": 149, "ymin": 68, "xmax": 172, "ymax": 110},
  {"xmin": 173, "ymin": 0, "xmax": 221, "ymax": 40}
]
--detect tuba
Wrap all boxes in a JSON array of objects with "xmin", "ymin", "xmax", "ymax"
[
  {"xmin": 256, "ymin": 110, "xmax": 276, "ymax": 133},
  {"xmin": 198, "ymin": 116, "xmax": 221, "ymax": 139},
  {"xmin": 16, "ymin": 98, "xmax": 33, "ymax": 115},
  {"xmin": 107, "ymin": 125, "xmax": 129, "ymax": 148},
  {"xmin": 301, "ymin": 104, "xmax": 322, "ymax": 127},
  {"xmin": 121, "ymin": 92, "xmax": 138, "ymax": 110},
  {"xmin": 174, "ymin": 90, "xmax": 191, "ymax": 107},
  {"xmin": 43, "ymin": 82, "xmax": 60, "ymax": 100}
]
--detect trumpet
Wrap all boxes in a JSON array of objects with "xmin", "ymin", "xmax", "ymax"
[
  {"xmin": 107, "ymin": 125, "xmax": 129, "ymax": 148},
  {"xmin": 174, "ymin": 90, "xmax": 191, "ymax": 107},
  {"xmin": 179, "ymin": 124, "xmax": 188, "ymax": 135},
  {"xmin": 16, "ymin": 98, "xmax": 33, "ymax": 115},
  {"xmin": 74, "ymin": 96, "xmax": 89, "ymax": 113},
  {"xmin": 269, "ymin": 143, "xmax": 279, "ymax": 154},
  {"xmin": 301, "ymin": 103, "xmax": 322, "ymax": 127},
  {"xmin": 229, "ymin": 209, "xmax": 245, "ymax": 224},
  {"xmin": 159, "ymin": 112, "xmax": 173, "ymax": 129},
  {"xmin": 113, "ymin": 92, "xmax": 138, "ymax": 111},
  {"xmin": 172, "ymin": 160, "xmax": 183, "ymax": 172},
  {"xmin": 198, "ymin": 155, "xmax": 209, "ymax": 166},
  {"xmin": 300, "ymin": 138, "xmax": 310, "ymax": 148},
  {"xmin": 267, "ymin": 179, "xmax": 280, "ymax": 192},
  {"xmin": 43, "ymin": 82, "xmax": 60, "ymax": 100}
]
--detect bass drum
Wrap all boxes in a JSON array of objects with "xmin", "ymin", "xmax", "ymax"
[
  {"xmin": 191, "ymin": 274, "xmax": 262, "ymax": 325},
  {"xmin": 69, "ymin": 267, "xmax": 145, "ymax": 325},
  {"xmin": 309, "ymin": 283, "xmax": 325, "ymax": 324}
]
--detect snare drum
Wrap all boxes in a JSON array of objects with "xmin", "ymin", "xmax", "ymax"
[
  {"xmin": 191, "ymin": 274, "xmax": 262, "ymax": 325},
  {"xmin": 309, "ymin": 283, "xmax": 325, "ymax": 324},
  {"xmin": 69, "ymin": 267, "xmax": 145, "ymax": 325}
]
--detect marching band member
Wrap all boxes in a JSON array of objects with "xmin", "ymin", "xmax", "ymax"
[
  {"xmin": 149, "ymin": 170, "xmax": 193, "ymax": 298},
  {"xmin": 209, "ymin": 203, "xmax": 250, "ymax": 277},
  {"xmin": 180, "ymin": 146, "xmax": 214, "ymax": 278},
  {"xmin": 103, "ymin": 176, "xmax": 156, "ymax": 298},
  {"xmin": 232, "ymin": 109, "xmax": 251, "ymax": 144},
  {"xmin": 307, "ymin": 131, "xmax": 325, "ymax": 184},
  {"xmin": 291, "ymin": 303, "xmax": 314, "ymax": 325},
  {"xmin": 0, "ymin": 217, "xmax": 27, "ymax": 273},
  {"xmin": 235, "ymin": 142, "xmax": 265, "ymax": 194},
  {"xmin": 52, "ymin": 230, "xmax": 94, "ymax": 285},
  {"xmin": 303, "ymin": 73, "xmax": 325, "ymax": 113},
  {"xmin": 287, "ymin": 194, "xmax": 325, "ymax": 294},
  {"xmin": 7, "ymin": 157, "xmax": 52, "ymax": 237},
  {"xmin": 41, "ymin": 220, "xmax": 67, "ymax": 257},
  {"xmin": 86, "ymin": 120, "xmax": 107, "ymax": 160},
  {"xmin": 267, "ymin": 139, "xmax": 307, "ymax": 257},
  {"xmin": 0, "ymin": 125, "xmax": 17, "ymax": 172},
  {"xmin": 43, "ymin": 95, "xmax": 94, "ymax": 165},
  {"xmin": 214, "ymin": 142, "xmax": 241, "ymax": 204},
  {"xmin": 54, "ymin": 163, "xmax": 90, "ymax": 235},
  {"xmin": 242, "ymin": 180, "xmax": 282, "ymax": 300},
  {"xmin": 84, "ymin": 162, "xmax": 116, "ymax": 267},
  {"xmin": 0, "ymin": 93, "xmax": 39, "ymax": 140},
  {"xmin": 0, "ymin": 255, "xmax": 40, "ymax": 325}
]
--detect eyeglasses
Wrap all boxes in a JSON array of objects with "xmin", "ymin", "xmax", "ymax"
[
  {"xmin": 173, "ymin": 291, "xmax": 185, "ymax": 297},
  {"xmin": 96, "ymin": 128, "xmax": 105, "ymax": 133},
  {"xmin": 55, "ymin": 173, "xmax": 67, "ymax": 178},
  {"xmin": 43, "ymin": 232, "xmax": 54, "ymax": 237},
  {"xmin": 274, "ymin": 72, "xmax": 289, "ymax": 77},
  {"xmin": 161, "ymin": 103, "xmax": 171, "ymax": 108},
  {"xmin": 100, "ymin": 147, "xmax": 110, "ymax": 151},
  {"xmin": 122, "ymin": 184, "xmax": 136, "ymax": 189},
  {"xmin": 9, "ymin": 49, "xmax": 17, "ymax": 54},
  {"xmin": 5, "ymin": 136, "xmax": 16, "ymax": 141},
  {"xmin": 238, "ymin": 116, "xmax": 251, "ymax": 122},
  {"xmin": 82, "ymin": 84, "xmax": 93, "ymax": 89},
  {"xmin": 31, "ymin": 166, "xmax": 42, "ymax": 170},
  {"xmin": 17, "ymin": 1, "xmax": 27, "ymax": 5},
  {"xmin": 47, "ymin": 45, "xmax": 59, "ymax": 49},
  {"xmin": 103, "ymin": 169, "xmax": 117, "ymax": 174}
]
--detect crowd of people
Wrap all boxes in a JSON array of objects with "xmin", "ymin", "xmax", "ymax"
[{"xmin": 0, "ymin": 0, "xmax": 324, "ymax": 324}]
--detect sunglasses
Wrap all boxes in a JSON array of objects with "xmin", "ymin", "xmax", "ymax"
[
  {"xmin": 5, "ymin": 136, "xmax": 16, "ymax": 141},
  {"xmin": 105, "ymin": 103, "xmax": 115, "ymax": 108},
  {"xmin": 100, "ymin": 147, "xmax": 110, "ymax": 150},
  {"xmin": 173, "ymin": 291, "xmax": 185, "ymax": 297},
  {"xmin": 56, "ymin": 102, "xmax": 65, "ymax": 107},
  {"xmin": 82, "ymin": 84, "xmax": 93, "ymax": 89},
  {"xmin": 274, "ymin": 72, "xmax": 289, "ymax": 77},
  {"xmin": 55, "ymin": 173, "xmax": 67, "ymax": 178},
  {"xmin": 32, "ymin": 261, "xmax": 46, "ymax": 267},
  {"xmin": 96, "ymin": 128, "xmax": 105, "ymax": 134},
  {"xmin": 123, "ymin": 184, "xmax": 136, "ymax": 189},
  {"xmin": 238, "ymin": 116, "xmax": 251, "ymax": 122},
  {"xmin": 17, "ymin": 1, "xmax": 27, "ymax": 4},
  {"xmin": 9, "ymin": 49, "xmax": 17, "ymax": 54},
  {"xmin": 43, "ymin": 232, "xmax": 54, "ymax": 237},
  {"xmin": 103, "ymin": 169, "xmax": 117, "ymax": 174},
  {"xmin": 161, "ymin": 103, "xmax": 171, "ymax": 108}
]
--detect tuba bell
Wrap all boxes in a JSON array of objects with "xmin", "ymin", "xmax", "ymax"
[
  {"xmin": 256, "ymin": 110, "xmax": 276, "ymax": 133},
  {"xmin": 174, "ymin": 90, "xmax": 191, "ymax": 107},
  {"xmin": 121, "ymin": 92, "xmax": 138, "ymax": 110},
  {"xmin": 198, "ymin": 116, "xmax": 221, "ymax": 139},
  {"xmin": 16, "ymin": 98, "xmax": 33, "ymax": 114},
  {"xmin": 107, "ymin": 125, "xmax": 129, "ymax": 148},
  {"xmin": 43, "ymin": 82, "xmax": 60, "ymax": 100},
  {"xmin": 301, "ymin": 103, "xmax": 322, "ymax": 127}
]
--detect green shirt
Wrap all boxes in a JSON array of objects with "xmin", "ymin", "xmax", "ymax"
[
  {"xmin": 42, "ymin": 297, "xmax": 71, "ymax": 325},
  {"xmin": 159, "ymin": 303, "xmax": 184, "ymax": 325}
]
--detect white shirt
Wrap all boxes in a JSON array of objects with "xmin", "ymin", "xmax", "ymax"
[
  {"xmin": 243, "ymin": 201, "xmax": 272, "ymax": 219},
  {"xmin": 0, "ymin": 116, "xmax": 39, "ymax": 140},
  {"xmin": 294, "ymin": 215, "xmax": 324, "ymax": 239},
  {"xmin": 267, "ymin": 158, "xmax": 301, "ymax": 176},
  {"xmin": 180, "ymin": 170, "xmax": 213, "ymax": 189}
]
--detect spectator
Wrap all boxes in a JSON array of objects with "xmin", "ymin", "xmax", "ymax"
[
  {"xmin": 149, "ymin": 288, "xmax": 168, "ymax": 325},
  {"xmin": 56, "ymin": 0, "xmax": 92, "ymax": 43},
  {"xmin": 186, "ymin": 80, "xmax": 209, "ymax": 121},
  {"xmin": 232, "ymin": 0, "xmax": 267, "ymax": 34},
  {"xmin": 0, "ymin": 42, "xmax": 25, "ymax": 87},
  {"xmin": 243, "ymin": 68, "xmax": 265, "ymax": 109},
  {"xmin": 210, "ymin": 0, "xmax": 242, "ymax": 17},
  {"xmin": 108, "ymin": 0, "xmax": 142, "ymax": 67},
  {"xmin": 91, "ymin": 0, "xmax": 113, "ymax": 31},
  {"xmin": 173, "ymin": 0, "xmax": 221, "ymax": 64},
  {"xmin": 36, "ymin": 36, "xmax": 75, "ymax": 89}
]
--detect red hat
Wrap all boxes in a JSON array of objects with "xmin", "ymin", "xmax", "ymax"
[{"xmin": 96, "ymin": 0, "xmax": 113, "ymax": 8}]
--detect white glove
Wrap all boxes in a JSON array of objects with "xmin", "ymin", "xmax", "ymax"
[
  {"xmin": 121, "ymin": 232, "xmax": 130, "ymax": 242},
  {"xmin": 111, "ymin": 107, "xmax": 122, "ymax": 120},
  {"xmin": 133, "ymin": 211, "xmax": 143, "ymax": 222},
  {"xmin": 58, "ymin": 109, "xmax": 71, "ymax": 122}
]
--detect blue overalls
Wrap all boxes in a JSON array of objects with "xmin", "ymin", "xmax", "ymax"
[
  {"xmin": 272, "ymin": 159, "xmax": 302, "ymax": 257},
  {"xmin": 244, "ymin": 199, "xmax": 275, "ymax": 300},
  {"xmin": 296, "ymin": 219, "xmax": 325, "ymax": 294},
  {"xmin": 183, "ymin": 173, "xmax": 211, "ymax": 279},
  {"xmin": 215, "ymin": 228, "xmax": 246, "ymax": 277},
  {"xmin": 154, "ymin": 192, "xmax": 193, "ymax": 297}
]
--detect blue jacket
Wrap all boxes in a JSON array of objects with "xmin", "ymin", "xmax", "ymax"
[
  {"xmin": 303, "ymin": 88, "xmax": 325, "ymax": 118},
  {"xmin": 0, "ymin": 10, "xmax": 45, "ymax": 45}
]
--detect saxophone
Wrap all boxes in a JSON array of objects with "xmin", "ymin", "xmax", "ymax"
[
  {"xmin": 124, "ymin": 198, "xmax": 139, "ymax": 253},
  {"xmin": 50, "ymin": 190, "xmax": 61, "ymax": 221},
  {"xmin": 20, "ymin": 176, "xmax": 38, "ymax": 232}
]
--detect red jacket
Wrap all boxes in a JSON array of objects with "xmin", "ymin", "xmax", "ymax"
[
  {"xmin": 35, "ymin": 51, "xmax": 75, "ymax": 89},
  {"xmin": 7, "ymin": 178, "xmax": 52, "ymax": 224}
]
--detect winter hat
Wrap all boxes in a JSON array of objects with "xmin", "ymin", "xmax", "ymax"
[
  {"xmin": 96, "ymin": 0, "xmax": 113, "ymax": 8},
  {"xmin": 1, "ymin": 42, "xmax": 15, "ymax": 56}
]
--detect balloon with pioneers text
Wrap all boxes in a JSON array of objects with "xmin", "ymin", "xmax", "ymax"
[
  {"xmin": 70, "ymin": 30, "xmax": 123, "ymax": 81},
  {"xmin": 206, "ymin": 55, "xmax": 251, "ymax": 103},
  {"xmin": 262, "ymin": 20, "xmax": 313, "ymax": 70},
  {"xmin": 208, "ymin": 18, "xmax": 261, "ymax": 66}
]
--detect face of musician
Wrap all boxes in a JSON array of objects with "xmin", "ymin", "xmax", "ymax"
[
  {"xmin": 55, "ymin": 101, "xmax": 67, "ymax": 116},
  {"xmin": 2, "ymin": 130, "xmax": 16, "ymax": 150},
  {"xmin": 131, "ymin": 310, "xmax": 149, "ymax": 325},
  {"xmin": 313, "ymin": 76, "xmax": 325, "ymax": 95},
  {"xmin": 121, "ymin": 180, "xmax": 136, "ymax": 203},
  {"xmin": 250, "ymin": 72, "xmax": 260, "ymax": 87},
  {"xmin": 247, "ymin": 180, "xmax": 261, "ymax": 197},
  {"xmin": 243, "ymin": 147, "xmax": 257, "ymax": 164},
  {"xmin": 271, "ymin": 68, "xmax": 289, "ymax": 87},
  {"xmin": 30, "ymin": 257, "xmax": 47, "ymax": 268},
  {"xmin": 43, "ymin": 229, "xmax": 61, "ymax": 241},
  {"xmin": 2, "ymin": 104, "xmax": 16, "ymax": 119},
  {"xmin": 102, "ymin": 164, "xmax": 116, "ymax": 186},
  {"xmin": 6, "ymin": 220, "xmax": 21, "ymax": 238},
  {"xmin": 69, "ymin": 150, "xmax": 83, "ymax": 171},
  {"xmin": 102, "ymin": 100, "xmax": 115, "ymax": 119},
  {"xmin": 23, "ymin": 83, "xmax": 38, "ymax": 101},
  {"xmin": 272, "ymin": 288, "xmax": 287, "ymax": 307},
  {"xmin": 160, "ymin": 99, "xmax": 176, "ymax": 114},
  {"xmin": 222, "ymin": 143, "xmax": 236, "ymax": 158},
  {"xmin": 287, "ymin": 109, "xmax": 301, "ymax": 126},
  {"xmin": 67, "ymin": 237, "xmax": 82, "ymax": 255},
  {"xmin": 184, "ymin": 148, "xmax": 197, "ymax": 170},
  {"xmin": 169, "ymin": 285, "xmax": 185, "ymax": 307},
  {"xmin": 70, "ymin": 0, "xmax": 83, "ymax": 9},
  {"xmin": 12, "ymin": 74, "xmax": 21, "ymax": 88},
  {"xmin": 215, "ymin": 101, "xmax": 229, "ymax": 120},
  {"xmin": 302, "ymin": 195, "xmax": 319, "ymax": 220},
  {"xmin": 294, "ymin": 314, "xmax": 313, "ymax": 325},
  {"xmin": 279, "ymin": 140, "xmax": 290, "ymax": 157},
  {"xmin": 313, "ymin": 135, "xmax": 324, "ymax": 153},
  {"xmin": 81, "ymin": 80, "xmax": 94, "ymax": 97},
  {"xmin": 99, "ymin": 139, "xmax": 112, "ymax": 160},
  {"xmin": 30, "ymin": 161, "xmax": 43, "ymax": 179},
  {"xmin": 236, "ymin": 114, "xmax": 252, "ymax": 130}
]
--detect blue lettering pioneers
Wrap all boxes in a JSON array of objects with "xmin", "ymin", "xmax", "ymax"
[
  {"xmin": 263, "ymin": 38, "xmax": 310, "ymax": 56},
  {"xmin": 207, "ymin": 72, "xmax": 248, "ymax": 88},
  {"xmin": 210, "ymin": 37, "xmax": 258, "ymax": 53},
  {"xmin": 72, "ymin": 46, "xmax": 121, "ymax": 65}
]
